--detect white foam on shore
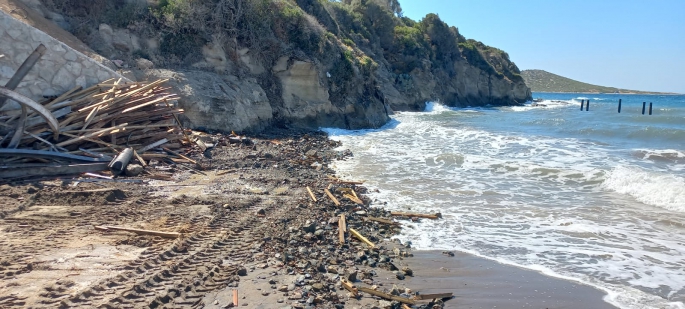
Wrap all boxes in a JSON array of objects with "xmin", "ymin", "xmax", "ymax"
[
  {"xmin": 602, "ymin": 166, "xmax": 685, "ymax": 212},
  {"xmin": 324, "ymin": 102, "xmax": 685, "ymax": 309}
]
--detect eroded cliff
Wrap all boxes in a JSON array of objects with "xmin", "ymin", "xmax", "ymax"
[{"xmin": 23, "ymin": 0, "xmax": 531, "ymax": 132}]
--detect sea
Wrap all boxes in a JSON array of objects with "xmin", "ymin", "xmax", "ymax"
[{"xmin": 322, "ymin": 93, "xmax": 685, "ymax": 309}]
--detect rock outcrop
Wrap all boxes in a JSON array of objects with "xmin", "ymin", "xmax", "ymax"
[{"xmin": 11, "ymin": 0, "xmax": 531, "ymax": 133}]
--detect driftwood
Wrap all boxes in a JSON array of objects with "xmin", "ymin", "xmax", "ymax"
[
  {"xmin": 414, "ymin": 292, "xmax": 454, "ymax": 300},
  {"xmin": 95, "ymin": 225, "xmax": 180, "ymax": 239},
  {"xmin": 340, "ymin": 279, "xmax": 358, "ymax": 296},
  {"xmin": 343, "ymin": 193, "xmax": 363, "ymax": 205},
  {"xmin": 357, "ymin": 287, "xmax": 416, "ymax": 305},
  {"xmin": 324, "ymin": 188, "xmax": 341, "ymax": 206},
  {"xmin": 338, "ymin": 214, "xmax": 346, "ymax": 244},
  {"xmin": 349, "ymin": 228, "xmax": 375, "ymax": 248},
  {"xmin": 306, "ymin": 186, "xmax": 317, "ymax": 202},
  {"xmin": 363, "ymin": 216, "xmax": 400, "ymax": 226},
  {"xmin": 390, "ymin": 212, "xmax": 442, "ymax": 219}
]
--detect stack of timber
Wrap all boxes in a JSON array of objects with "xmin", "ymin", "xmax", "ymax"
[{"xmin": 0, "ymin": 78, "xmax": 192, "ymax": 181}]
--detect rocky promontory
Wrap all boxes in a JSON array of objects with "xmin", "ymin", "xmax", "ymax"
[{"xmin": 7, "ymin": 0, "xmax": 531, "ymax": 132}]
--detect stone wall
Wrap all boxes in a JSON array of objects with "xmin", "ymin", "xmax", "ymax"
[{"xmin": 0, "ymin": 10, "xmax": 124, "ymax": 111}]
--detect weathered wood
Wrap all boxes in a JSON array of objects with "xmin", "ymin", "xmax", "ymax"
[
  {"xmin": 414, "ymin": 292, "xmax": 453, "ymax": 300},
  {"xmin": 324, "ymin": 188, "xmax": 340, "ymax": 205},
  {"xmin": 133, "ymin": 150, "xmax": 147, "ymax": 167},
  {"xmin": 163, "ymin": 147, "xmax": 198, "ymax": 165},
  {"xmin": 357, "ymin": 287, "xmax": 416, "ymax": 305},
  {"xmin": 343, "ymin": 193, "xmax": 363, "ymax": 205},
  {"xmin": 95, "ymin": 225, "xmax": 180, "ymax": 238},
  {"xmin": 306, "ymin": 186, "xmax": 317, "ymax": 202},
  {"xmin": 338, "ymin": 214, "xmax": 346, "ymax": 244},
  {"xmin": 349, "ymin": 228, "xmax": 375, "ymax": 248},
  {"xmin": 390, "ymin": 212, "xmax": 441, "ymax": 219},
  {"xmin": 56, "ymin": 123, "xmax": 128, "ymax": 147},
  {"xmin": 364, "ymin": 216, "xmax": 400, "ymax": 226},
  {"xmin": 0, "ymin": 149, "xmax": 109, "ymax": 162},
  {"xmin": 340, "ymin": 279, "xmax": 358, "ymax": 296},
  {"xmin": 137, "ymin": 138, "xmax": 168, "ymax": 153}
]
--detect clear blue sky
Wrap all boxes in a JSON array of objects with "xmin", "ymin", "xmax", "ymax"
[{"xmin": 401, "ymin": 0, "xmax": 685, "ymax": 93}]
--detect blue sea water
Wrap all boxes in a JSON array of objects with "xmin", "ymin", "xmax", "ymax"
[{"xmin": 323, "ymin": 93, "xmax": 685, "ymax": 309}]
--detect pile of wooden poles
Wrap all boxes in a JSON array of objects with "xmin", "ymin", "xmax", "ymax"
[{"xmin": 0, "ymin": 78, "xmax": 193, "ymax": 180}]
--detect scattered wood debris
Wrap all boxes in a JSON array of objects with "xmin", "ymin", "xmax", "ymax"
[
  {"xmin": 358, "ymin": 287, "xmax": 416, "ymax": 305},
  {"xmin": 391, "ymin": 211, "xmax": 442, "ymax": 219},
  {"xmin": 349, "ymin": 227, "xmax": 375, "ymax": 248}
]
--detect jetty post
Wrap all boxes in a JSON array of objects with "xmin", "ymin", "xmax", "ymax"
[
  {"xmin": 586, "ymin": 99, "xmax": 590, "ymax": 111},
  {"xmin": 618, "ymin": 99, "xmax": 622, "ymax": 113},
  {"xmin": 642, "ymin": 102, "xmax": 646, "ymax": 115},
  {"xmin": 580, "ymin": 99, "xmax": 584, "ymax": 111},
  {"xmin": 649, "ymin": 102, "xmax": 653, "ymax": 115}
]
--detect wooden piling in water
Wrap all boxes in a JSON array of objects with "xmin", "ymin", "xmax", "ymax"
[
  {"xmin": 580, "ymin": 99, "xmax": 584, "ymax": 111},
  {"xmin": 586, "ymin": 99, "xmax": 590, "ymax": 111},
  {"xmin": 642, "ymin": 102, "xmax": 646, "ymax": 115},
  {"xmin": 618, "ymin": 99, "xmax": 622, "ymax": 113},
  {"xmin": 649, "ymin": 102, "xmax": 653, "ymax": 115}
]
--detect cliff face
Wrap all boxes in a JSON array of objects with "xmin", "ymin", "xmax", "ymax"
[{"xmin": 29, "ymin": 0, "xmax": 531, "ymax": 133}]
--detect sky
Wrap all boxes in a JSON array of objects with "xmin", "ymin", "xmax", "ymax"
[{"xmin": 401, "ymin": 0, "xmax": 685, "ymax": 93}]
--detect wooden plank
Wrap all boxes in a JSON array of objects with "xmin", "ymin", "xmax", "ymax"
[
  {"xmin": 414, "ymin": 292, "xmax": 453, "ymax": 300},
  {"xmin": 163, "ymin": 147, "xmax": 198, "ymax": 165},
  {"xmin": 343, "ymin": 193, "xmax": 363, "ymax": 205},
  {"xmin": 306, "ymin": 186, "xmax": 317, "ymax": 202},
  {"xmin": 324, "ymin": 189, "xmax": 341, "ymax": 206},
  {"xmin": 390, "ymin": 212, "xmax": 441, "ymax": 219},
  {"xmin": 357, "ymin": 287, "xmax": 416, "ymax": 305},
  {"xmin": 133, "ymin": 150, "xmax": 147, "ymax": 167},
  {"xmin": 349, "ymin": 228, "xmax": 375, "ymax": 248},
  {"xmin": 233, "ymin": 290, "xmax": 238, "ymax": 307},
  {"xmin": 56, "ymin": 123, "xmax": 128, "ymax": 147},
  {"xmin": 137, "ymin": 138, "xmax": 168, "ymax": 153},
  {"xmin": 364, "ymin": 216, "xmax": 400, "ymax": 226},
  {"xmin": 338, "ymin": 214, "xmax": 346, "ymax": 244},
  {"xmin": 341, "ymin": 279, "xmax": 358, "ymax": 296},
  {"xmin": 0, "ymin": 163, "xmax": 108, "ymax": 179},
  {"xmin": 95, "ymin": 225, "xmax": 180, "ymax": 239}
]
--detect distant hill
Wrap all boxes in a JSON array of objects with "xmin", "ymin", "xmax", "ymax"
[{"xmin": 521, "ymin": 69, "xmax": 673, "ymax": 94}]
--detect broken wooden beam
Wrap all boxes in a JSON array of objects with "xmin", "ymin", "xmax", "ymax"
[
  {"xmin": 340, "ymin": 279, "xmax": 358, "ymax": 296},
  {"xmin": 414, "ymin": 292, "xmax": 454, "ymax": 300},
  {"xmin": 0, "ymin": 162, "xmax": 108, "ymax": 179},
  {"xmin": 94, "ymin": 225, "xmax": 180, "ymax": 239},
  {"xmin": 324, "ymin": 188, "xmax": 340, "ymax": 206},
  {"xmin": 349, "ymin": 228, "xmax": 375, "ymax": 248},
  {"xmin": 338, "ymin": 214, "xmax": 346, "ymax": 244},
  {"xmin": 390, "ymin": 212, "xmax": 442, "ymax": 219},
  {"xmin": 163, "ymin": 147, "xmax": 198, "ymax": 166},
  {"xmin": 343, "ymin": 193, "xmax": 363, "ymax": 205},
  {"xmin": 363, "ymin": 216, "xmax": 400, "ymax": 226},
  {"xmin": 306, "ymin": 186, "xmax": 317, "ymax": 202},
  {"xmin": 357, "ymin": 287, "xmax": 416, "ymax": 305}
]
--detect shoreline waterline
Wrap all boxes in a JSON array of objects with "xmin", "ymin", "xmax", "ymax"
[{"xmin": 323, "ymin": 94, "xmax": 685, "ymax": 309}]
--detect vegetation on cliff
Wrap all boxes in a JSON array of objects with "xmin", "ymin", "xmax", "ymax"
[
  {"xmin": 521, "ymin": 69, "xmax": 673, "ymax": 94},
  {"xmin": 40, "ymin": 0, "xmax": 531, "ymax": 131}
]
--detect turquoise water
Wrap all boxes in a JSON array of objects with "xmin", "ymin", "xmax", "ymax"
[{"xmin": 324, "ymin": 93, "xmax": 685, "ymax": 309}]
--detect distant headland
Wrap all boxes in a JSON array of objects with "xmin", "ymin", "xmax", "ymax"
[{"xmin": 521, "ymin": 69, "xmax": 680, "ymax": 95}]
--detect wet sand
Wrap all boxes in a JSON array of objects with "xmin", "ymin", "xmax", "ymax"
[{"xmin": 402, "ymin": 250, "xmax": 618, "ymax": 309}]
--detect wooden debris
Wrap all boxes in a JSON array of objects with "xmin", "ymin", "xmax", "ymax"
[
  {"xmin": 94, "ymin": 225, "xmax": 180, "ymax": 239},
  {"xmin": 163, "ymin": 147, "xmax": 198, "ymax": 166},
  {"xmin": 364, "ymin": 216, "xmax": 400, "ymax": 226},
  {"xmin": 133, "ymin": 149, "xmax": 147, "ymax": 167},
  {"xmin": 401, "ymin": 304, "xmax": 412, "ymax": 309},
  {"xmin": 338, "ymin": 214, "xmax": 346, "ymax": 244},
  {"xmin": 390, "ymin": 212, "xmax": 442, "ymax": 219},
  {"xmin": 357, "ymin": 287, "xmax": 416, "ymax": 305},
  {"xmin": 324, "ymin": 188, "xmax": 340, "ymax": 206},
  {"xmin": 414, "ymin": 292, "xmax": 454, "ymax": 300},
  {"xmin": 306, "ymin": 186, "xmax": 317, "ymax": 202},
  {"xmin": 340, "ymin": 279, "xmax": 358, "ymax": 296},
  {"xmin": 349, "ymin": 228, "xmax": 375, "ymax": 248},
  {"xmin": 1, "ymin": 79, "xmax": 190, "ymax": 180},
  {"xmin": 343, "ymin": 193, "xmax": 363, "ymax": 205},
  {"xmin": 232, "ymin": 290, "xmax": 238, "ymax": 306}
]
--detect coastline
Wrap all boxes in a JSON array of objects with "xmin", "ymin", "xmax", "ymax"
[
  {"xmin": 398, "ymin": 250, "xmax": 618, "ymax": 309},
  {"xmin": 532, "ymin": 91, "xmax": 682, "ymax": 95}
]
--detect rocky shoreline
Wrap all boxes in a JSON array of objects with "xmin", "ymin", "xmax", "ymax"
[{"xmin": 0, "ymin": 129, "xmax": 453, "ymax": 309}]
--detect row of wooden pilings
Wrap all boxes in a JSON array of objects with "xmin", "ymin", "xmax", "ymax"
[{"xmin": 580, "ymin": 99, "xmax": 654, "ymax": 115}]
